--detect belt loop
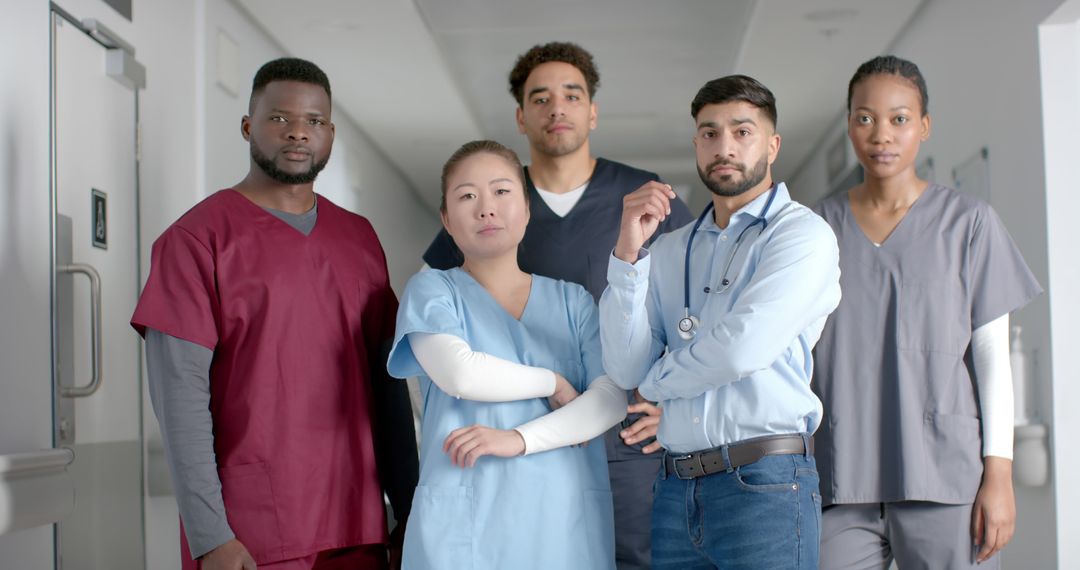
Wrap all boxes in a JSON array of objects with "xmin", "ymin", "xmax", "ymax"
[
  {"xmin": 721, "ymin": 444, "xmax": 734, "ymax": 473},
  {"xmin": 660, "ymin": 450, "xmax": 669, "ymax": 480}
]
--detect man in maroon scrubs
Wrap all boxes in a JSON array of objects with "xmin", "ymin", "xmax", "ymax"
[{"xmin": 132, "ymin": 58, "xmax": 417, "ymax": 570}]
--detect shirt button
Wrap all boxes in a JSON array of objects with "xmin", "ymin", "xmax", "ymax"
[
  {"xmin": 627, "ymin": 270, "xmax": 638, "ymax": 278},
  {"xmin": 623, "ymin": 312, "xmax": 631, "ymax": 322},
  {"xmin": 720, "ymin": 234, "xmax": 728, "ymax": 241},
  {"xmin": 692, "ymin": 416, "xmax": 700, "ymax": 424}
]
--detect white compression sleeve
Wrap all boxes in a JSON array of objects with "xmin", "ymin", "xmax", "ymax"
[
  {"xmin": 409, "ymin": 332, "xmax": 556, "ymax": 402},
  {"xmin": 971, "ymin": 314, "xmax": 1013, "ymax": 459},
  {"xmin": 515, "ymin": 376, "xmax": 628, "ymax": 455}
]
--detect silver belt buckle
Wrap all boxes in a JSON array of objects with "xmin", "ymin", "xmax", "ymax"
[{"xmin": 673, "ymin": 453, "xmax": 701, "ymax": 480}]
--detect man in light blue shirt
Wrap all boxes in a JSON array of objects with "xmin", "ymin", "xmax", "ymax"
[{"xmin": 599, "ymin": 75, "xmax": 841, "ymax": 569}]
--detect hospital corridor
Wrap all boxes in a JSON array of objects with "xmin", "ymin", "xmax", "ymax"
[{"xmin": 1, "ymin": 0, "xmax": 1079, "ymax": 568}]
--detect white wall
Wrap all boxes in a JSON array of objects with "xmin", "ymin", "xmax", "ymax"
[
  {"xmin": 789, "ymin": 1, "xmax": 1065, "ymax": 567},
  {"xmin": 1039, "ymin": 2, "xmax": 1080, "ymax": 566}
]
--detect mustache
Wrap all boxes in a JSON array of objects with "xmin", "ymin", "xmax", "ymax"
[
  {"xmin": 281, "ymin": 145, "xmax": 312, "ymax": 155},
  {"xmin": 706, "ymin": 158, "xmax": 745, "ymax": 173}
]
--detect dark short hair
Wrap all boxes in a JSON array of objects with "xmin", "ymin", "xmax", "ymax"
[
  {"xmin": 440, "ymin": 140, "xmax": 528, "ymax": 213},
  {"xmin": 249, "ymin": 58, "xmax": 331, "ymax": 112},
  {"xmin": 508, "ymin": 42, "xmax": 600, "ymax": 107},
  {"xmin": 847, "ymin": 55, "xmax": 929, "ymax": 116},
  {"xmin": 691, "ymin": 75, "xmax": 778, "ymax": 128}
]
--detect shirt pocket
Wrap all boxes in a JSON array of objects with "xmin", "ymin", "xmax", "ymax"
[
  {"xmin": 218, "ymin": 461, "xmax": 284, "ymax": 564},
  {"xmin": 922, "ymin": 412, "xmax": 983, "ymax": 501},
  {"xmin": 404, "ymin": 485, "xmax": 474, "ymax": 570},
  {"xmin": 898, "ymin": 273, "xmax": 968, "ymax": 354}
]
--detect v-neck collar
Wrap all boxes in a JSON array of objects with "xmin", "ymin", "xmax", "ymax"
[
  {"xmin": 451, "ymin": 267, "xmax": 536, "ymax": 323},
  {"xmin": 225, "ymin": 188, "xmax": 322, "ymax": 238},
  {"xmin": 525, "ymin": 158, "xmax": 604, "ymax": 220},
  {"xmin": 843, "ymin": 184, "xmax": 937, "ymax": 251}
]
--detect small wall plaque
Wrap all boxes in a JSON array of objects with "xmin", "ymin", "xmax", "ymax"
[{"xmin": 92, "ymin": 189, "xmax": 107, "ymax": 250}]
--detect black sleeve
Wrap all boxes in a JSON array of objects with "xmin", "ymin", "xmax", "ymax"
[
  {"xmin": 363, "ymin": 271, "xmax": 418, "ymax": 525},
  {"xmin": 422, "ymin": 229, "xmax": 463, "ymax": 270},
  {"xmin": 371, "ymin": 335, "xmax": 419, "ymax": 524}
]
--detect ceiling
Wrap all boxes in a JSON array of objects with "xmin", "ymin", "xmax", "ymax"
[{"xmin": 235, "ymin": 0, "xmax": 926, "ymax": 212}]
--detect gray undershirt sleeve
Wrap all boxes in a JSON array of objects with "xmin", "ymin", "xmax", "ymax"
[{"xmin": 145, "ymin": 328, "xmax": 233, "ymax": 559}]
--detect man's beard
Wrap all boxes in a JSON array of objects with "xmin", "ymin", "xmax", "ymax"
[
  {"xmin": 251, "ymin": 145, "xmax": 329, "ymax": 185},
  {"xmin": 698, "ymin": 154, "xmax": 768, "ymax": 197}
]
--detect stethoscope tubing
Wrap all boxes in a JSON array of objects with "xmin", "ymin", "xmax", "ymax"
[{"xmin": 682, "ymin": 185, "xmax": 779, "ymax": 316}]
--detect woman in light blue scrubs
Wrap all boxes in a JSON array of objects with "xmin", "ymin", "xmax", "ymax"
[{"xmin": 388, "ymin": 140, "xmax": 624, "ymax": 570}]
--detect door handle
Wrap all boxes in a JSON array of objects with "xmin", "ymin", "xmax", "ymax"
[{"xmin": 58, "ymin": 263, "xmax": 102, "ymax": 397}]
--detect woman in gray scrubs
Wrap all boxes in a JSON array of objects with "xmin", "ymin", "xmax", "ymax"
[{"xmin": 812, "ymin": 56, "xmax": 1041, "ymax": 569}]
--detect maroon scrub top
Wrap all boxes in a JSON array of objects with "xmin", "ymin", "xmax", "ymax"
[{"xmin": 132, "ymin": 189, "xmax": 394, "ymax": 564}]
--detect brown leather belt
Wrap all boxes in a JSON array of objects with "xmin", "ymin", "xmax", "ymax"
[{"xmin": 663, "ymin": 434, "xmax": 811, "ymax": 480}]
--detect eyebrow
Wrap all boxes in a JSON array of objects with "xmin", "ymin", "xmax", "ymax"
[
  {"xmin": 527, "ymin": 83, "xmax": 586, "ymax": 99},
  {"xmin": 269, "ymin": 108, "xmax": 327, "ymax": 117},
  {"xmin": 853, "ymin": 105, "xmax": 914, "ymax": 113},
  {"xmin": 697, "ymin": 117, "xmax": 758, "ymax": 130},
  {"xmin": 450, "ymin": 178, "xmax": 516, "ymax": 193}
]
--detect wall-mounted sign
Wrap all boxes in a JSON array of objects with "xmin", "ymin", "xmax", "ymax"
[{"xmin": 92, "ymin": 189, "xmax": 107, "ymax": 250}]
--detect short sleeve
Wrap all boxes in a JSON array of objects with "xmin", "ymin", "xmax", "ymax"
[
  {"xmin": 967, "ymin": 205, "xmax": 1042, "ymax": 328},
  {"xmin": 131, "ymin": 226, "xmax": 220, "ymax": 350},
  {"xmin": 386, "ymin": 270, "xmax": 465, "ymax": 378},
  {"xmin": 422, "ymin": 229, "xmax": 463, "ymax": 270},
  {"xmin": 570, "ymin": 284, "xmax": 606, "ymax": 388}
]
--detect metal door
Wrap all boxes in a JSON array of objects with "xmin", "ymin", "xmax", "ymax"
[{"xmin": 51, "ymin": 7, "xmax": 146, "ymax": 569}]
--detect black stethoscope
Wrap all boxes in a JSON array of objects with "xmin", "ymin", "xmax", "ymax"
[{"xmin": 678, "ymin": 185, "xmax": 779, "ymax": 340}]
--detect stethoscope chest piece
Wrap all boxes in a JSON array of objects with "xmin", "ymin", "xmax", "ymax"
[{"xmin": 677, "ymin": 313, "xmax": 700, "ymax": 341}]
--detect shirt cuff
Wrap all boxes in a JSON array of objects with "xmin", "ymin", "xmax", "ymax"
[
  {"xmin": 637, "ymin": 379, "xmax": 660, "ymax": 403},
  {"xmin": 607, "ymin": 249, "xmax": 650, "ymax": 288}
]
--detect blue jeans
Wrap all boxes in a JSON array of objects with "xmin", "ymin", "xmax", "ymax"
[{"xmin": 651, "ymin": 444, "xmax": 822, "ymax": 570}]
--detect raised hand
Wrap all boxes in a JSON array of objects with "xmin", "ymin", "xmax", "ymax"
[{"xmin": 614, "ymin": 182, "xmax": 678, "ymax": 264}]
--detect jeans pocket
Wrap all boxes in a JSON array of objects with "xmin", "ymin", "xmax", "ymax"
[{"xmin": 734, "ymin": 455, "xmax": 800, "ymax": 493}]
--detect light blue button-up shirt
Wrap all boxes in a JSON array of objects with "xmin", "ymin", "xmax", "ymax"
[{"xmin": 599, "ymin": 183, "xmax": 841, "ymax": 454}]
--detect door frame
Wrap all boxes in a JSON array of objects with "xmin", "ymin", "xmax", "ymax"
[{"xmin": 49, "ymin": 3, "xmax": 145, "ymax": 567}]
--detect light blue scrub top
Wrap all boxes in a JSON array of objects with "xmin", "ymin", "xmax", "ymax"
[{"xmin": 388, "ymin": 268, "xmax": 615, "ymax": 570}]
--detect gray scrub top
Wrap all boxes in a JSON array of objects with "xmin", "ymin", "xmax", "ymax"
[{"xmin": 812, "ymin": 184, "xmax": 1041, "ymax": 506}]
